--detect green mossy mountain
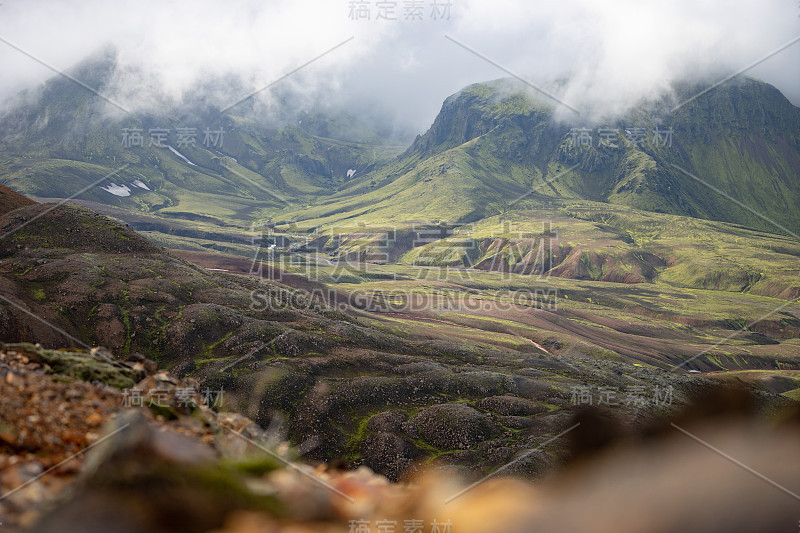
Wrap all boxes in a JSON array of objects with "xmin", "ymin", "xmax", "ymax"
[
  {"xmin": 2, "ymin": 52, "xmax": 799, "ymax": 238},
  {"xmin": 0, "ymin": 48, "xmax": 404, "ymax": 228},
  {"xmin": 279, "ymin": 78, "xmax": 800, "ymax": 236},
  {"xmin": 1, "ymin": 49, "xmax": 800, "ymax": 490}
]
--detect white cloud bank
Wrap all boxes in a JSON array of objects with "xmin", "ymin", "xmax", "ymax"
[{"xmin": 0, "ymin": 0, "xmax": 797, "ymax": 132}]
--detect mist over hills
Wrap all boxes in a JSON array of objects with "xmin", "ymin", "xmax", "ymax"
[
  {"xmin": 1, "ymin": 47, "xmax": 799, "ymax": 241},
  {"xmin": 0, "ymin": 49, "xmax": 408, "ymax": 228},
  {"xmin": 1, "ymin": 26, "xmax": 800, "ymax": 530},
  {"xmin": 2, "ymin": 0, "xmax": 800, "ymax": 529}
]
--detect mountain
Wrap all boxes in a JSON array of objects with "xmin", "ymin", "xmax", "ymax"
[
  {"xmin": 2, "ymin": 51, "xmax": 800, "ymax": 488},
  {"xmin": 3, "ymin": 53, "xmax": 799, "ymax": 240},
  {"xmin": 0, "ymin": 48, "xmax": 405, "ymax": 229},
  {"xmin": 280, "ymin": 77, "xmax": 800, "ymax": 236}
]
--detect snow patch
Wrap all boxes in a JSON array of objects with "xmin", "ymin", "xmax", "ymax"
[
  {"xmin": 100, "ymin": 183, "xmax": 131, "ymax": 197},
  {"xmin": 132, "ymin": 180, "xmax": 150, "ymax": 190},
  {"xmin": 216, "ymin": 150, "xmax": 237, "ymax": 163},
  {"xmin": 168, "ymin": 145, "xmax": 196, "ymax": 166}
]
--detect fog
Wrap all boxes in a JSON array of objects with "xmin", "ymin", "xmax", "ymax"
[{"xmin": 0, "ymin": 0, "xmax": 798, "ymax": 134}]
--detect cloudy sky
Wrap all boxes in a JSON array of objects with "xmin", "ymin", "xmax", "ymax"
[{"xmin": 0, "ymin": 0, "xmax": 798, "ymax": 133}]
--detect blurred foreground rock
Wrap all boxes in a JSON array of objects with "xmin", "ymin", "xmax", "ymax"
[{"xmin": 1, "ymin": 343, "xmax": 799, "ymax": 533}]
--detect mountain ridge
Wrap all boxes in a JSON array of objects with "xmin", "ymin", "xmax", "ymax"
[
  {"xmin": 280, "ymin": 76, "xmax": 800, "ymax": 237},
  {"xmin": 3, "ymin": 52, "xmax": 800, "ymax": 238}
]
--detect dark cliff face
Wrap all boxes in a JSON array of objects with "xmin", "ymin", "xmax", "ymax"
[
  {"xmin": 409, "ymin": 86, "xmax": 504, "ymax": 156},
  {"xmin": 406, "ymin": 80, "xmax": 559, "ymax": 159}
]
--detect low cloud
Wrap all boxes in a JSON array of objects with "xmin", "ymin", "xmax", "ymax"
[{"xmin": 0, "ymin": 0, "xmax": 798, "ymax": 133}]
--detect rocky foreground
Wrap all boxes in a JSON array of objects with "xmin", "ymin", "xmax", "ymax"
[{"xmin": 1, "ymin": 342, "xmax": 799, "ymax": 533}]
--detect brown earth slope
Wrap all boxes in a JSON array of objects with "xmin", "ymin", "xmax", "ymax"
[{"xmin": 0, "ymin": 184, "xmax": 36, "ymax": 216}]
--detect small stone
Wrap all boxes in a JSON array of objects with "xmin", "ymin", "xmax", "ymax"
[
  {"xmin": 5, "ymin": 371, "xmax": 24, "ymax": 388},
  {"xmin": 86, "ymin": 412, "xmax": 104, "ymax": 427}
]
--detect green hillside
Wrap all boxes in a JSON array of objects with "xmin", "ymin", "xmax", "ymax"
[
  {"xmin": 276, "ymin": 78, "xmax": 800, "ymax": 237},
  {"xmin": 2, "ymin": 53, "xmax": 799, "ymax": 243},
  {"xmin": 0, "ymin": 48, "xmax": 405, "ymax": 228}
]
